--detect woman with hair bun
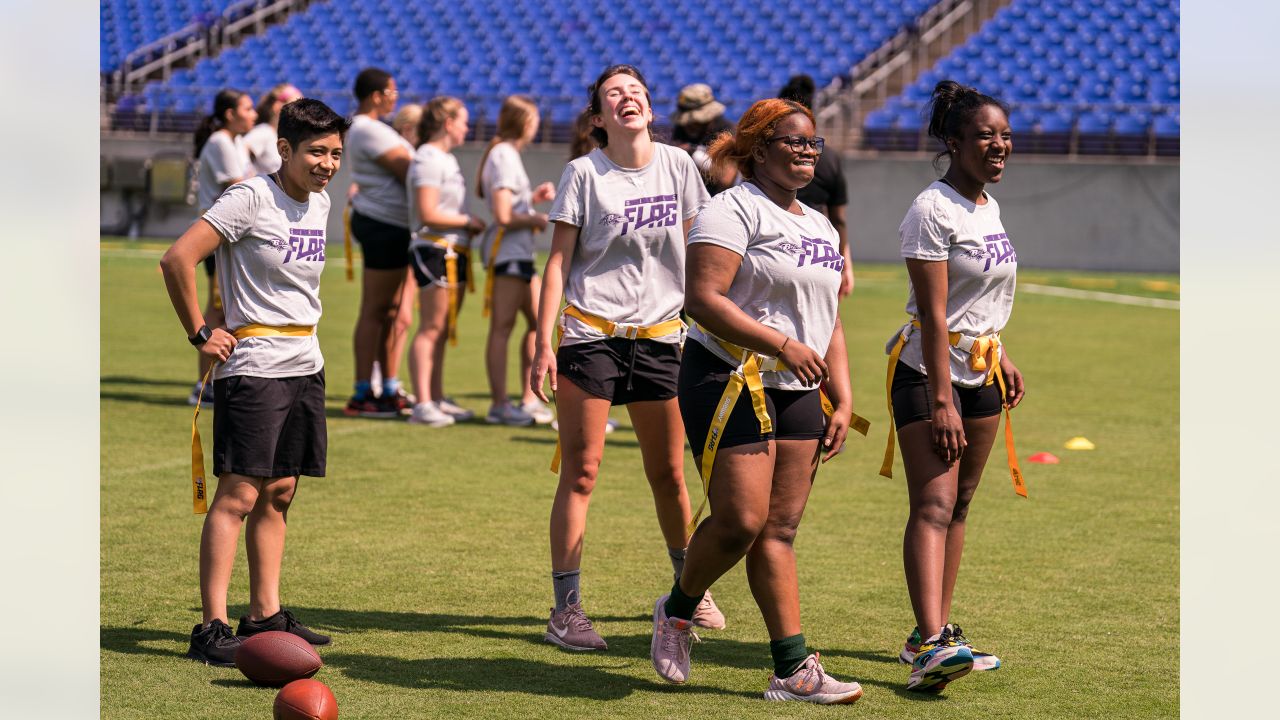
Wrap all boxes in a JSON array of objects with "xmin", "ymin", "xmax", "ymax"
[
  {"xmin": 244, "ymin": 83, "xmax": 303, "ymax": 177},
  {"xmin": 530, "ymin": 64, "xmax": 723, "ymax": 653},
  {"xmin": 647, "ymin": 97, "xmax": 865, "ymax": 704},
  {"xmin": 882, "ymin": 80, "xmax": 1024, "ymax": 693},
  {"xmin": 188, "ymin": 88, "xmax": 257, "ymax": 406}
]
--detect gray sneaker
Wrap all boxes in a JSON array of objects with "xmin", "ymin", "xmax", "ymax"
[
  {"xmin": 544, "ymin": 602, "xmax": 607, "ymax": 651},
  {"xmin": 764, "ymin": 653, "xmax": 864, "ymax": 704},
  {"xmin": 651, "ymin": 594, "xmax": 699, "ymax": 684},
  {"xmin": 691, "ymin": 588, "xmax": 726, "ymax": 630}
]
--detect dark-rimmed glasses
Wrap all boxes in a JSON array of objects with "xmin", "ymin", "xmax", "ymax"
[{"xmin": 767, "ymin": 135, "xmax": 825, "ymax": 153}]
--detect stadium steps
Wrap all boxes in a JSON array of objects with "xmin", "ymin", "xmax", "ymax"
[{"xmin": 817, "ymin": 0, "xmax": 1013, "ymax": 152}]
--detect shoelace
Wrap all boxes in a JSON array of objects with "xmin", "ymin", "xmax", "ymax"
[
  {"xmin": 563, "ymin": 604, "xmax": 595, "ymax": 632},
  {"xmin": 208, "ymin": 621, "xmax": 237, "ymax": 645},
  {"xmin": 787, "ymin": 654, "xmax": 825, "ymax": 692},
  {"xmin": 278, "ymin": 608, "xmax": 306, "ymax": 632},
  {"xmin": 947, "ymin": 624, "xmax": 972, "ymax": 646},
  {"xmin": 663, "ymin": 619, "xmax": 701, "ymax": 662}
]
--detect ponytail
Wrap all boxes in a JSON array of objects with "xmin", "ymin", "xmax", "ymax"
[{"xmin": 193, "ymin": 88, "xmax": 247, "ymax": 157}]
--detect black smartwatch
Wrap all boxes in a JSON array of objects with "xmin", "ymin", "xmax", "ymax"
[{"xmin": 188, "ymin": 325, "xmax": 213, "ymax": 347}]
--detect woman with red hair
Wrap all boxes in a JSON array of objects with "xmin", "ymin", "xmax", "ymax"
[{"xmin": 648, "ymin": 98, "xmax": 864, "ymax": 704}]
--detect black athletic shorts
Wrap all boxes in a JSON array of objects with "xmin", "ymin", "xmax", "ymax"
[
  {"xmin": 678, "ymin": 340, "xmax": 825, "ymax": 452},
  {"xmin": 351, "ymin": 210, "xmax": 411, "ymax": 270},
  {"xmin": 203, "ymin": 255, "xmax": 216, "ymax": 276},
  {"xmin": 410, "ymin": 244, "xmax": 471, "ymax": 288},
  {"xmin": 890, "ymin": 362, "xmax": 1003, "ymax": 429},
  {"xmin": 491, "ymin": 258, "xmax": 536, "ymax": 282},
  {"xmin": 556, "ymin": 337, "xmax": 679, "ymax": 406},
  {"xmin": 213, "ymin": 369, "xmax": 327, "ymax": 478}
]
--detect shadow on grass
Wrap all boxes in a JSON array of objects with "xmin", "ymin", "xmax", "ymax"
[
  {"xmin": 99, "ymin": 390, "xmax": 192, "ymax": 408},
  {"xmin": 209, "ymin": 678, "xmax": 262, "ymax": 689},
  {"xmin": 101, "ymin": 375, "xmax": 192, "ymax": 388},
  {"xmin": 321, "ymin": 653, "xmax": 754, "ymax": 700},
  {"xmin": 101, "ymin": 626, "xmax": 191, "ymax": 659}
]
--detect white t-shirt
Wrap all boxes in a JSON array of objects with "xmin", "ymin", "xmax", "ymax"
[
  {"xmin": 687, "ymin": 183, "xmax": 844, "ymax": 390},
  {"xmin": 479, "ymin": 142, "xmax": 534, "ymax": 265},
  {"xmin": 407, "ymin": 143, "xmax": 470, "ymax": 249},
  {"xmin": 243, "ymin": 123, "xmax": 282, "ymax": 177},
  {"xmin": 547, "ymin": 143, "xmax": 709, "ymax": 346},
  {"xmin": 196, "ymin": 130, "xmax": 248, "ymax": 211},
  {"xmin": 347, "ymin": 114, "xmax": 412, "ymax": 228},
  {"xmin": 202, "ymin": 176, "xmax": 330, "ymax": 380},
  {"xmin": 890, "ymin": 180, "xmax": 1017, "ymax": 387}
]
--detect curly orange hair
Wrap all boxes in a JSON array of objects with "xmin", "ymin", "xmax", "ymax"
[{"xmin": 706, "ymin": 98, "xmax": 813, "ymax": 181}]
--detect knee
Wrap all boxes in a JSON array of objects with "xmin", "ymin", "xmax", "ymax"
[
  {"xmin": 561, "ymin": 458, "xmax": 601, "ymax": 497},
  {"xmin": 708, "ymin": 512, "xmax": 767, "ymax": 556},
  {"xmin": 761, "ymin": 515, "xmax": 802, "ymax": 547},
  {"xmin": 646, "ymin": 466, "xmax": 685, "ymax": 497},
  {"xmin": 911, "ymin": 494, "xmax": 957, "ymax": 531},
  {"xmin": 261, "ymin": 479, "xmax": 297, "ymax": 513},
  {"xmin": 212, "ymin": 489, "xmax": 256, "ymax": 520},
  {"xmin": 951, "ymin": 494, "xmax": 974, "ymax": 524}
]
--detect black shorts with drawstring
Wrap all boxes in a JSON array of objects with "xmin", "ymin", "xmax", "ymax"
[
  {"xmin": 555, "ymin": 338, "xmax": 679, "ymax": 406},
  {"xmin": 410, "ymin": 244, "xmax": 471, "ymax": 288},
  {"xmin": 351, "ymin": 210, "xmax": 411, "ymax": 270},
  {"xmin": 213, "ymin": 370, "xmax": 327, "ymax": 478}
]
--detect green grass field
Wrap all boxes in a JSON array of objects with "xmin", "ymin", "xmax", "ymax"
[{"xmin": 101, "ymin": 239, "xmax": 1178, "ymax": 718}]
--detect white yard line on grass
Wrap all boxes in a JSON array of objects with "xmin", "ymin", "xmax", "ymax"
[{"xmin": 1021, "ymin": 283, "xmax": 1180, "ymax": 310}]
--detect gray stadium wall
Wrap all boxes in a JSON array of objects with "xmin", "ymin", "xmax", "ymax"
[{"xmin": 102, "ymin": 138, "xmax": 1179, "ymax": 273}]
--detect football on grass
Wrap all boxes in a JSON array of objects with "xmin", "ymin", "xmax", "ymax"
[
  {"xmin": 235, "ymin": 631, "xmax": 322, "ymax": 687},
  {"xmin": 274, "ymin": 678, "xmax": 338, "ymax": 720}
]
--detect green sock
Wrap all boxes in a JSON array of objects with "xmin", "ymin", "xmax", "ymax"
[
  {"xmin": 769, "ymin": 633, "xmax": 808, "ymax": 678},
  {"xmin": 663, "ymin": 579, "xmax": 703, "ymax": 621}
]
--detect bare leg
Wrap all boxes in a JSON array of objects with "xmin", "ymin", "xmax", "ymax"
[
  {"xmin": 353, "ymin": 267, "xmax": 411, "ymax": 386},
  {"xmin": 900, "ymin": 421, "xmax": 960, "ymax": 638},
  {"xmin": 627, "ymin": 398, "xmax": 693, "ymax": 551},
  {"xmin": 486, "ymin": 276, "xmax": 525, "ymax": 407},
  {"xmin": 676, "ymin": 442, "xmax": 775, "ymax": 597},
  {"xmin": 198, "ymin": 474, "xmax": 262, "ymax": 624},
  {"xmin": 939, "ymin": 414, "xmax": 1001, "ymax": 623},
  {"xmin": 518, "ymin": 275, "xmax": 541, "ymax": 405},
  {"xmin": 408, "ymin": 284, "xmax": 449, "ymax": 404},
  {"xmin": 245, "ymin": 475, "xmax": 298, "ymax": 620},
  {"xmin": 744, "ymin": 438, "xmax": 820, "ymax": 640},
  {"xmin": 548, "ymin": 378, "xmax": 613, "ymax": 571},
  {"xmin": 379, "ymin": 268, "xmax": 415, "ymax": 383}
]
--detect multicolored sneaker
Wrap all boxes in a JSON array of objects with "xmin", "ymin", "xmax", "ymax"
[
  {"xmin": 946, "ymin": 623, "xmax": 1001, "ymax": 671},
  {"xmin": 907, "ymin": 626, "xmax": 974, "ymax": 693},
  {"xmin": 651, "ymin": 594, "xmax": 699, "ymax": 684},
  {"xmin": 764, "ymin": 653, "xmax": 864, "ymax": 704},
  {"xmin": 380, "ymin": 388, "xmax": 414, "ymax": 417},
  {"xmin": 544, "ymin": 601, "xmax": 607, "ymax": 651},
  {"xmin": 691, "ymin": 588, "xmax": 726, "ymax": 630},
  {"xmin": 899, "ymin": 626, "xmax": 924, "ymax": 664},
  {"xmin": 344, "ymin": 395, "xmax": 398, "ymax": 419}
]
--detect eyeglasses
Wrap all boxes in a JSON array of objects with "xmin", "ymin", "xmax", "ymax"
[{"xmin": 767, "ymin": 135, "xmax": 825, "ymax": 153}]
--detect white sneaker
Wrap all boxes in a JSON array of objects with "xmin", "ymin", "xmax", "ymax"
[
  {"xmin": 521, "ymin": 399, "xmax": 555, "ymax": 425},
  {"xmin": 550, "ymin": 417, "xmax": 618, "ymax": 432},
  {"xmin": 486, "ymin": 403, "xmax": 535, "ymax": 426},
  {"xmin": 408, "ymin": 402, "xmax": 455, "ymax": 427},
  {"xmin": 438, "ymin": 397, "xmax": 475, "ymax": 421}
]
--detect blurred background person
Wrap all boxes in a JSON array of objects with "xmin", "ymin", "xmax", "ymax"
[
  {"xmin": 243, "ymin": 83, "xmax": 303, "ymax": 178},
  {"xmin": 670, "ymin": 83, "xmax": 737, "ymax": 196}
]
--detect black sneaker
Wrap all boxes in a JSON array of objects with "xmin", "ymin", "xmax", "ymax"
[
  {"xmin": 186, "ymin": 618, "xmax": 242, "ymax": 667},
  {"xmin": 236, "ymin": 607, "xmax": 331, "ymax": 646},
  {"xmin": 379, "ymin": 388, "xmax": 414, "ymax": 417}
]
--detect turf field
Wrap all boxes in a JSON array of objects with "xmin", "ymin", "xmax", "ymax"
[{"xmin": 101, "ymin": 239, "xmax": 1178, "ymax": 718}]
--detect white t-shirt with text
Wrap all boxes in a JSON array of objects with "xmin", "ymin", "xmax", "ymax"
[
  {"xmin": 479, "ymin": 141, "xmax": 534, "ymax": 265},
  {"xmin": 547, "ymin": 143, "xmax": 709, "ymax": 346},
  {"xmin": 890, "ymin": 180, "xmax": 1018, "ymax": 387},
  {"xmin": 687, "ymin": 183, "xmax": 844, "ymax": 390},
  {"xmin": 407, "ymin": 143, "xmax": 470, "ymax": 250},
  {"xmin": 202, "ymin": 176, "xmax": 330, "ymax": 379}
]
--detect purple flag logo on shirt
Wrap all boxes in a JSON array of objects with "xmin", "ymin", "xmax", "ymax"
[
  {"xmin": 283, "ymin": 228, "xmax": 326, "ymax": 263},
  {"xmin": 981, "ymin": 232, "xmax": 1016, "ymax": 271},
  {"xmin": 616, "ymin": 194, "xmax": 678, "ymax": 236},
  {"xmin": 796, "ymin": 236, "xmax": 844, "ymax": 272}
]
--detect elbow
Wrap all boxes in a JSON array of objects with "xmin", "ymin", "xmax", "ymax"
[{"xmin": 683, "ymin": 291, "xmax": 716, "ymax": 327}]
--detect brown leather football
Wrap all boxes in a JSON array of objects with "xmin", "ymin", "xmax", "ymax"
[{"xmin": 234, "ymin": 631, "xmax": 322, "ymax": 688}]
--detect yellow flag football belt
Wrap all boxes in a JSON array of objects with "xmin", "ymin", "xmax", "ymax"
[
  {"xmin": 687, "ymin": 327, "xmax": 871, "ymax": 535},
  {"xmin": 879, "ymin": 319, "xmax": 1026, "ymax": 497},
  {"xmin": 481, "ymin": 228, "xmax": 506, "ymax": 318},
  {"xmin": 189, "ymin": 324, "xmax": 316, "ymax": 514},
  {"xmin": 548, "ymin": 306, "xmax": 687, "ymax": 474},
  {"xmin": 416, "ymin": 233, "xmax": 472, "ymax": 347}
]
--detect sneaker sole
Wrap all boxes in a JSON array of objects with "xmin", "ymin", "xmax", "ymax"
[
  {"xmin": 764, "ymin": 686, "xmax": 864, "ymax": 704},
  {"xmin": 691, "ymin": 615, "xmax": 726, "ymax": 630},
  {"xmin": 972, "ymin": 655, "xmax": 1001, "ymax": 671},
  {"xmin": 485, "ymin": 417, "xmax": 535, "ymax": 426},
  {"xmin": 542, "ymin": 632, "xmax": 605, "ymax": 651},
  {"xmin": 407, "ymin": 417, "xmax": 455, "ymax": 427},
  {"xmin": 908, "ymin": 650, "xmax": 974, "ymax": 692}
]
